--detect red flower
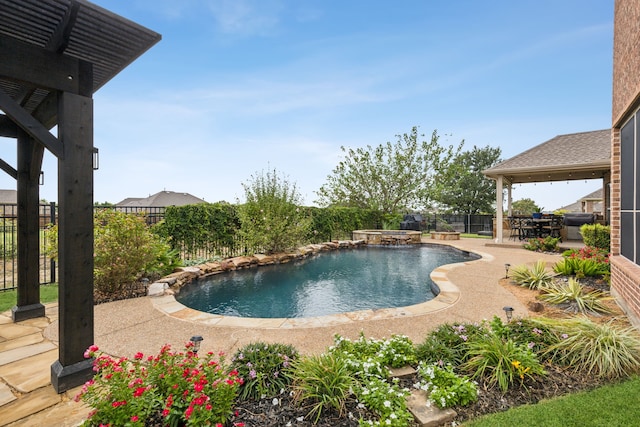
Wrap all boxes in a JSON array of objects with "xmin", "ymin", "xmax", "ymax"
[
  {"xmin": 133, "ymin": 387, "xmax": 146, "ymax": 397},
  {"xmin": 130, "ymin": 415, "xmax": 139, "ymax": 422},
  {"xmin": 134, "ymin": 352, "xmax": 144, "ymax": 360}
]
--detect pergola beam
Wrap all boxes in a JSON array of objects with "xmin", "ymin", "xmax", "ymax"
[
  {"xmin": 0, "ymin": 89, "xmax": 64, "ymax": 158},
  {"xmin": 0, "ymin": 34, "xmax": 92, "ymax": 96}
]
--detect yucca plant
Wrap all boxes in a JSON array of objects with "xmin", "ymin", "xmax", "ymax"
[
  {"xmin": 535, "ymin": 317, "xmax": 640, "ymax": 379},
  {"xmin": 291, "ymin": 353, "xmax": 355, "ymax": 423},
  {"xmin": 509, "ymin": 259, "xmax": 557, "ymax": 290},
  {"xmin": 538, "ymin": 278, "xmax": 612, "ymax": 315}
]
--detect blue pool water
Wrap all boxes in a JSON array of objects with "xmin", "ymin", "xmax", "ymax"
[{"xmin": 176, "ymin": 245, "xmax": 478, "ymax": 318}]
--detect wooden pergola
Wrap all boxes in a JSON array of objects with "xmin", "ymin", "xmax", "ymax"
[
  {"xmin": 483, "ymin": 129, "xmax": 611, "ymax": 243},
  {"xmin": 0, "ymin": 0, "xmax": 160, "ymax": 392}
]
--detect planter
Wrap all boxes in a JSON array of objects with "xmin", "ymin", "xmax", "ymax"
[{"xmin": 430, "ymin": 231, "xmax": 461, "ymax": 240}]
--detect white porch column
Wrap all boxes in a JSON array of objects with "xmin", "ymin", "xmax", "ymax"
[{"xmin": 496, "ymin": 175, "xmax": 504, "ymax": 242}]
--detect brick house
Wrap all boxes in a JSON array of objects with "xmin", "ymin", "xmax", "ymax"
[{"xmin": 611, "ymin": 0, "xmax": 640, "ymax": 328}]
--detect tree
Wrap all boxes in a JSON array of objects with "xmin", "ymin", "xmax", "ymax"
[
  {"xmin": 315, "ymin": 127, "xmax": 461, "ymax": 215},
  {"xmin": 433, "ymin": 145, "xmax": 502, "ymax": 214},
  {"xmin": 511, "ymin": 198, "xmax": 542, "ymax": 215},
  {"xmin": 238, "ymin": 168, "xmax": 311, "ymax": 254}
]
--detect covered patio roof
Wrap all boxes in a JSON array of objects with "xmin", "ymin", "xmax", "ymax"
[
  {"xmin": 483, "ymin": 129, "xmax": 611, "ymax": 184},
  {"xmin": 483, "ymin": 129, "xmax": 612, "ymax": 243}
]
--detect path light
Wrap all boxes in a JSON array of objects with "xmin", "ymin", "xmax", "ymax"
[
  {"xmin": 504, "ymin": 263, "xmax": 511, "ymax": 279},
  {"xmin": 502, "ymin": 306, "xmax": 514, "ymax": 322},
  {"xmin": 190, "ymin": 335, "xmax": 203, "ymax": 353}
]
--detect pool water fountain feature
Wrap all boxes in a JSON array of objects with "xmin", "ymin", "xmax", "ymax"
[{"xmin": 351, "ymin": 229, "xmax": 422, "ymax": 245}]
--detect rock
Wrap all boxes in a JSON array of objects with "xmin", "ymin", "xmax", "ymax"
[{"xmin": 528, "ymin": 301, "xmax": 545, "ymax": 312}]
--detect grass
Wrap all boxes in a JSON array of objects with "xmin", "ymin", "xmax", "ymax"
[
  {"xmin": 0, "ymin": 284, "xmax": 58, "ymax": 313},
  {"xmin": 464, "ymin": 376, "xmax": 640, "ymax": 426}
]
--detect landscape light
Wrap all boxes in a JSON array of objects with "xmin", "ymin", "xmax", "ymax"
[
  {"xmin": 502, "ymin": 306, "xmax": 514, "ymax": 322},
  {"xmin": 504, "ymin": 263, "xmax": 511, "ymax": 279},
  {"xmin": 189, "ymin": 335, "xmax": 203, "ymax": 353}
]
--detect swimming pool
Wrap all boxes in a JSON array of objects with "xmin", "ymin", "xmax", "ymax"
[{"xmin": 175, "ymin": 244, "xmax": 479, "ymax": 318}]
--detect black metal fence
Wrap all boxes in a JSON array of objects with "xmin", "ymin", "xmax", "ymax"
[
  {"xmin": 0, "ymin": 204, "xmax": 494, "ymax": 291},
  {"xmin": 426, "ymin": 214, "xmax": 494, "ymax": 234}
]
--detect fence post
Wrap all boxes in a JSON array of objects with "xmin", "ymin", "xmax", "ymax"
[{"xmin": 50, "ymin": 201, "xmax": 56, "ymax": 283}]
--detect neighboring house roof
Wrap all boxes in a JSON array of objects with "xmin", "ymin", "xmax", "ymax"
[
  {"xmin": 0, "ymin": 189, "xmax": 17, "ymax": 204},
  {"xmin": 580, "ymin": 188, "xmax": 603, "ymax": 201},
  {"xmin": 558, "ymin": 188, "xmax": 603, "ymax": 212},
  {"xmin": 483, "ymin": 129, "xmax": 611, "ymax": 183},
  {"xmin": 116, "ymin": 191, "xmax": 206, "ymax": 207}
]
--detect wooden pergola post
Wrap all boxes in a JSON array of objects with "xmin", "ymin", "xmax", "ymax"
[
  {"xmin": 51, "ymin": 91, "xmax": 95, "ymax": 392},
  {"xmin": 12, "ymin": 130, "xmax": 45, "ymax": 321}
]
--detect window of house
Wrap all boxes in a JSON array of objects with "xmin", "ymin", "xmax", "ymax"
[{"xmin": 620, "ymin": 111, "xmax": 640, "ymax": 262}]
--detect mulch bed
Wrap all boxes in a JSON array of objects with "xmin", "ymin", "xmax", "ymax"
[{"xmin": 99, "ymin": 275, "xmax": 628, "ymax": 426}]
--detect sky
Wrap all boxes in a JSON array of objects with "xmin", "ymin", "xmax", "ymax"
[{"xmin": 0, "ymin": 0, "xmax": 614, "ymax": 211}]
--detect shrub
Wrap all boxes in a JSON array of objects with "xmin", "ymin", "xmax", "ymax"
[
  {"xmin": 230, "ymin": 342, "xmax": 298, "ymax": 399},
  {"xmin": 238, "ymin": 167, "xmax": 312, "ymax": 254},
  {"xmin": 357, "ymin": 377, "xmax": 414, "ymax": 426},
  {"xmin": 414, "ymin": 363, "xmax": 478, "ymax": 408},
  {"xmin": 580, "ymin": 223, "xmax": 610, "ymax": 251},
  {"xmin": 330, "ymin": 333, "xmax": 415, "ymax": 374},
  {"xmin": 489, "ymin": 317, "xmax": 557, "ymax": 355},
  {"xmin": 558, "ymin": 246, "xmax": 610, "ymax": 278},
  {"xmin": 93, "ymin": 210, "xmax": 165, "ymax": 295},
  {"xmin": 291, "ymin": 353, "xmax": 355, "ymax": 423},
  {"xmin": 523, "ymin": 236, "xmax": 559, "ymax": 252},
  {"xmin": 538, "ymin": 278, "xmax": 612, "ymax": 315},
  {"xmin": 509, "ymin": 260, "xmax": 556, "ymax": 290},
  {"xmin": 536, "ymin": 317, "xmax": 640, "ymax": 379},
  {"xmin": 76, "ymin": 344, "xmax": 243, "ymax": 426},
  {"xmin": 463, "ymin": 334, "xmax": 546, "ymax": 393},
  {"xmin": 415, "ymin": 322, "xmax": 482, "ymax": 366}
]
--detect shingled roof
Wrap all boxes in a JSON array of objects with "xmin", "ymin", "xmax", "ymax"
[
  {"xmin": 483, "ymin": 129, "xmax": 611, "ymax": 184},
  {"xmin": 116, "ymin": 191, "xmax": 206, "ymax": 208}
]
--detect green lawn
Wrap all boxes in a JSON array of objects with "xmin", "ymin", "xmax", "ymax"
[
  {"xmin": 0, "ymin": 284, "xmax": 58, "ymax": 313},
  {"xmin": 465, "ymin": 376, "xmax": 640, "ymax": 427}
]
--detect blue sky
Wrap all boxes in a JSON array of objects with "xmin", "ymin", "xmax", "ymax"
[{"xmin": 1, "ymin": 0, "xmax": 614, "ymax": 210}]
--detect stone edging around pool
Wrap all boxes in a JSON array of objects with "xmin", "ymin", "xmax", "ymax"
[{"xmin": 148, "ymin": 240, "xmax": 490, "ymax": 329}]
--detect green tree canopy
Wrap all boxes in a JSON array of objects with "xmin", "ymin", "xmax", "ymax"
[
  {"xmin": 511, "ymin": 198, "xmax": 543, "ymax": 216},
  {"xmin": 238, "ymin": 168, "xmax": 311, "ymax": 254},
  {"xmin": 315, "ymin": 127, "xmax": 461, "ymax": 215},
  {"xmin": 433, "ymin": 145, "xmax": 502, "ymax": 214}
]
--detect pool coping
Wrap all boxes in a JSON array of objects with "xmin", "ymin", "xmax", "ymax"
[{"xmin": 150, "ymin": 242, "xmax": 494, "ymax": 329}]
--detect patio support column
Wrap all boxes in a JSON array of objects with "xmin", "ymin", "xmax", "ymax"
[
  {"xmin": 12, "ymin": 129, "xmax": 45, "ymax": 321},
  {"xmin": 51, "ymin": 90, "xmax": 95, "ymax": 393},
  {"xmin": 496, "ymin": 175, "xmax": 504, "ymax": 242},
  {"xmin": 506, "ymin": 184, "xmax": 513, "ymax": 216}
]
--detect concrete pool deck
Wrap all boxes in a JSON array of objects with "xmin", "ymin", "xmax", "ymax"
[{"xmin": 0, "ymin": 237, "xmax": 576, "ymax": 426}]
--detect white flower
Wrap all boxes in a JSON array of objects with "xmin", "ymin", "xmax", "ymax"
[
  {"xmin": 383, "ymin": 400, "xmax": 391, "ymax": 408},
  {"xmin": 296, "ymin": 416, "xmax": 304, "ymax": 421},
  {"xmin": 272, "ymin": 397, "xmax": 279, "ymax": 406}
]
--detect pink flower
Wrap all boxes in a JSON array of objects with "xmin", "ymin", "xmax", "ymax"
[
  {"xmin": 84, "ymin": 344, "xmax": 99, "ymax": 358},
  {"xmin": 134, "ymin": 352, "xmax": 144, "ymax": 360},
  {"xmin": 130, "ymin": 415, "xmax": 139, "ymax": 422}
]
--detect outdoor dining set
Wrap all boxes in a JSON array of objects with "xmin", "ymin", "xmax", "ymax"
[{"xmin": 507, "ymin": 215, "xmax": 564, "ymax": 241}]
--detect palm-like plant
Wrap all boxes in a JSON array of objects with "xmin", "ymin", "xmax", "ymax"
[
  {"xmin": 509, "ymin": 260, "xmax": 556, "ymax": 290},
  {"xmin": 538, "ymin": 278, "xmax": 612, "ymax": 315}
]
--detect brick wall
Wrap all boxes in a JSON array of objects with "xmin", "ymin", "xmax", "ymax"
[
  {"xmin": 611, "ymin": 0, "xmax": 640, "ymax": 328},
  {"xmin": 613, "ymin": 0, "xmax": 640, "ymax": 126}
]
